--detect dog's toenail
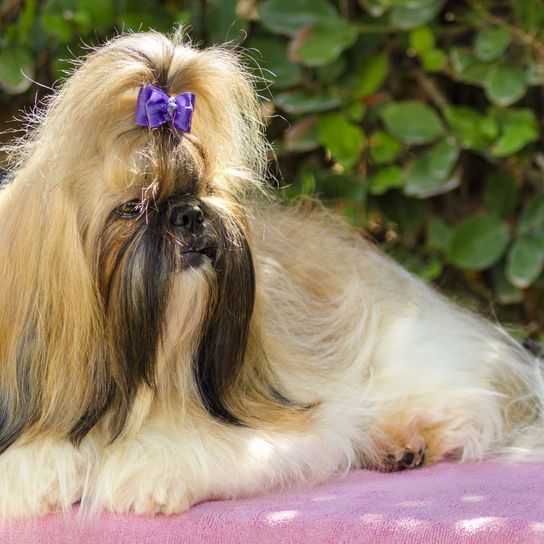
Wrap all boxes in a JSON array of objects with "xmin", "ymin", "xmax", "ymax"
[{"xmin": 401, "ymin": 452, "xmax": 414, "ymax": 465}]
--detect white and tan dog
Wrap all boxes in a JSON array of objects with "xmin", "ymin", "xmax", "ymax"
[{"xmin": 0, "ymin": 31, "xmax": 543, "ymax": 518}]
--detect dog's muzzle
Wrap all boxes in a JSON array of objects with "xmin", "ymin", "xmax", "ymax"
[{"xmin": 169, "ymin": 198, "xmax": 216, "ymax": 266}]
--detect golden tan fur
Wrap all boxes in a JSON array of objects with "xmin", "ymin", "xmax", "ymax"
[{"xmin": 0, "ymin": 30, "xmax": 544, "ymax": 518}]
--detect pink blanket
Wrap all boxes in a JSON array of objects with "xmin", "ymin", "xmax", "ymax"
[{"xmin": 3, "ymin": 461, "xmax": 544, "ymax": 543}]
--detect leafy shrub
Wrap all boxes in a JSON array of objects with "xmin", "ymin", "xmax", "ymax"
[{"xmin": 1, "ymin": 0, "xmax": 543, "ymax": 343}]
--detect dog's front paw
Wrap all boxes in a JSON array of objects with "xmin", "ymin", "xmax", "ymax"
[
  {"xmin": 382, "ymin": 440, "xmax": 426, "ymax": 472},
  {"xmin": 0, "ymin": 439, "xmax": 83, "ymax": 519},
  {"xmin": 101, "ymin": 476, "xmax": 193, "ymax": 516}
]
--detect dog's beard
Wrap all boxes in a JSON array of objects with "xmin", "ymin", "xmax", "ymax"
[{"xmin": 66, "ymin": 195, "xmax": 256, "ymax": 442}]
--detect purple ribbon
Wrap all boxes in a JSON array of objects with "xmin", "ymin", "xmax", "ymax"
[{"xmin": 134, "ymin": 85, "xmax": 195, "ymax": 132}]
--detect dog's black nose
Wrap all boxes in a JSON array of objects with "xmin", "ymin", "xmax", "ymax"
[{"xmin": 169, "ymin": 204, "xmax": 204, "ymax": 233}]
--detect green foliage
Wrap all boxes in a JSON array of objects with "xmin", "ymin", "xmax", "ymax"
[
  {"xmin": 380, "ymin": 101, "xmax": 445, "ymax": 144},
  {"xmin": 448, "ymin": 214, "xmax": 511, "ymax": 271},
  {"xmin": 1, "ymin": 0, "xmax": 544, "ymax": 335}
]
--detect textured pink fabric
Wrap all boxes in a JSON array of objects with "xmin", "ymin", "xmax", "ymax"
[{"xmin": 2, "ymin": 461, "xmax": 544, "ymax": 543}]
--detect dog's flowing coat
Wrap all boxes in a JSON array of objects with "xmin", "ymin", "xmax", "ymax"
[{"xmin": 0, "ymin": 31, "xmax": 543, "ymax": 518}]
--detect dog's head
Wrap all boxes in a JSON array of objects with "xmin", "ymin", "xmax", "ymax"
[{"xmin": 0, "ymin": 32, "xmax": 307, "ymax": 452}]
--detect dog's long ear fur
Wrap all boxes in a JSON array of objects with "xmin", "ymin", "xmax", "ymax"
[{"xmin": 0, "ymin": 180, "xmax": 113, "ymax": 452}]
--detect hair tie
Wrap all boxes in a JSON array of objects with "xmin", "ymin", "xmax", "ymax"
[{"xmin": 135, "ymin": 85, "xmax": 195, "ymax": 132}]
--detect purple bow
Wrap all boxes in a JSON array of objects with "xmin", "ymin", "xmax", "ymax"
[{"xmin": 134, "ymin": 85, "xmax": 195, "ymax": 132}]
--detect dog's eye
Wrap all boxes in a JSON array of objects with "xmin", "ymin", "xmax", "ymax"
[{"xmin": 115, "ymin": 199, "xmax": 143, "ymax": 219}]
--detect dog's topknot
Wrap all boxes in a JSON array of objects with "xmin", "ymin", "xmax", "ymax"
[{"xmin": 7, "ymin": 31, "xmax": 269, "ymax": 201}]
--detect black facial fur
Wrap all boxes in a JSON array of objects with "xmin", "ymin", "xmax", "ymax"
[
  {"xmin": 0, "ymin": 189, "xmax": 258, "ymax": 448},
  {"xmin": 193, "ymin": 219, "xmax": 256, "ymax": 425},
  {"xmin": 88, "ymin": 198, "xmax": 182, "ymax": 439},
  {"xmin": 77, "ymin": 193, "xmax": 255, "ymax": 439}
]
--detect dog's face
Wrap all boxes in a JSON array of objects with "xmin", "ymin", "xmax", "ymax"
[
  {"xmin": 0, "ymin": 32, "xmax": 307, "ymax": 453},
  {"xmin": 94, "ymin": 169, "xmax": 256, "ymax": 437}
]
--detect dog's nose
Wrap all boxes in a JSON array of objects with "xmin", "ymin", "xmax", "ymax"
[{"xmin": 169, "ymin": 204, "xmax": 205, "ymax": 233}]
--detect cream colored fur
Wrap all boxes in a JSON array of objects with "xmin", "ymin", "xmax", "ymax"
[{"xmin": 1, "ymin": 31, "xmax": 543, "ymax": 519}]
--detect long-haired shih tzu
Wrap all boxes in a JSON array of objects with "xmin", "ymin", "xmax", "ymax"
[{"xmin": 0, "ymin": 30, "xmax": 543, "ymax": 518}]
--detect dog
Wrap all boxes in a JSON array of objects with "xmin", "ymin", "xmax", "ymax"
[{"xmin": 0, "ymin": 30, "xmax": 543, "ymax": 518}]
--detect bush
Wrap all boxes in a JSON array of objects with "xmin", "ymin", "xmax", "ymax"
[{"xmin": 1, "ymin": 0, "xmax": 543, "ymax": 343}]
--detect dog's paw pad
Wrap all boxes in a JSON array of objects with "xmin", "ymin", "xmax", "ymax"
[{"xmin": 383, "ymin": 443, "xmax": 426, "ymax": 472}]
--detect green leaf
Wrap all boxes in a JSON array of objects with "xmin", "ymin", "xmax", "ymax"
[
  {"xmin": 409, "ymin": 26, "xmax": 435, "ymax": 55},
  {"xmin": 491, "ymin": 110, "xmax": 539, "ymax": 157},
  {"xmin": 316, "ymin": 55, "xmax": 347, "ymax": 84},
  {"xmin": 368, "ymin": 166, "xmax": 405, "ymax": 195},
  {"xmin": 427, "ymin": 217, "xmax": 452, "ymax": 252},
  {"xmin": 450, "ymin": 48, "xmax": 495, "ymax": 85},
  {"xmin": 119, "ymin": 0, "xmax": 175, "ymax": 32},
  {"xmin": 363, "ymin": 0, "xmax": 388, "ymax": 17},
  {"xmin": 345, "ymin": 51, "xmax": 389, "ymax": 99},
  {"xmin": 444, "ymin": 106, "xmax": 497, "ymax": 150},
  {"xmin": 484, "ymin": 173, "xmax": 519, "ymax": 219},
  {"xmin": 412, "ymin": 255, "xmax": 444, "ymax": 281},
  {"xmin": 317, "ymin": 114, "xmax": 365, "ymax": 169},
  {"xmin": 491, "ymin": 265, "xmax": 523, "ymax": 305},
  {"xmin": 288, "ymin": 164, "xmax": 318, "ymax": 197},
  {"xmin": 316, "ymin": 173, "xmax": 366, "ymax": 200},
  {"xmin": 369, "ymin": 130, "xmax": 402, "ymax": 165},
  {"xmin": 526, "ymin": 64, "xmax": 544, "ymax": 86},
  {"xmin": 292, "ymin": 18, "xmax": 358, "ymax": 67},
  {"xmin": 405, "ymin": 139, "xmax": 460, "ymax": 198},
  {"xmin": 6, "ymin": 0, "xmax": 36, "ymax": 42},
  {"xmin": 284, "ymin": 117, "xmax": 320, "ymax": 152},
  {"xmin": 380, "ymin": 101, "xmax": 444, "ymax": 144},
  {"xmin": 276, "ymin": 90, "xmax": 342, "ymax": 114},
  {"xmin": 389, "ymin": 0, "xmax": 444, "ymax": 30},
  {"xmin": 75, "ymin": 0, "xmax": 115, "ymax": 32},
  {"xmin": 448, "ymin": 214, "xmax": 510, "ymax": 270},
  {"xmin": 0, "ymin": 46, "xmax": 34, "ymax": 94},
  {"xmin": 485, "ymin": 63, "xmax": 527, "ymax": 106},
  {"xmin": 506, "ymin": 234, "xmax": 544, "ymax": 289},
  {"xmin": 519, "ymin": 194, "xmax": 544, "ymax": 235},
  {"xmin": 41, "ymin": 0, "xmax": 75, "ymax": 42},
  {"xmin": 474, "ymin": 27, "xmax": 511, "ymax": 62},
  {"xmin": 378, "ymin": 191, "xmax": 426, "ymax": 235},
  {"xmin": 389, "ymin": 0, "xmax": 443, "ymax": 7},
  {"xmin": 206, "ymin": 0, "xmax": 247, "ymax": 43},
  {"xmin": 246, "ymin": 35, "xmax": 303, "ymax": 88},
  {"xmin": 258, "ymin": 0, "xmax": 338, "ymax": 36},
  {"xmin": 422, "ymin": 48, "xmax": 447, "ymax": 72},
  {"xmin": 344, "ymin": 101, "xmax": 367, "ymax": 122},
  {"xmin": 341, "ymin": 203, "xmax": 365, "ymax": 225},
  {"xmin": 513, "ymin": 0, "xmax": 544, "ymax": 33}
]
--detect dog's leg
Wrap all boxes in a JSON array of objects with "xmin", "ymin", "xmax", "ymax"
[
  {"xmin": 0, "ymin": 438, "xmax": 84, "ymax": 519},
  {"xmin": 382, "ymin": 436, "xmax": 426, "ymax": 472},
  {"xmin": 88, "ymin": 410, "xmax": 356, "ymax": 515}
]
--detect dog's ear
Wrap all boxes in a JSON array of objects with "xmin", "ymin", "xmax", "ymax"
[
  {"xmin": 193, "ymin": 220, "xmax": 255, "ymax": 424},
  {"xmin": 0, "ymin": 181, "xmax": 115, "ymax": 452},
  {"xmin": 192, "ymin": 208, "xmax": 314, "ymax": 430}
]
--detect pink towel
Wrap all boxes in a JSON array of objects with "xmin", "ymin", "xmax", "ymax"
[{"xmin": 2, "ymin": 461, "xmax": 544, "ymax": 543}]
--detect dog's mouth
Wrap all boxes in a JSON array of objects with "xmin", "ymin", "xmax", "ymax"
[{"xmin": 181, "ymin": 247, "xmax": 216, "ymax": 267}]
